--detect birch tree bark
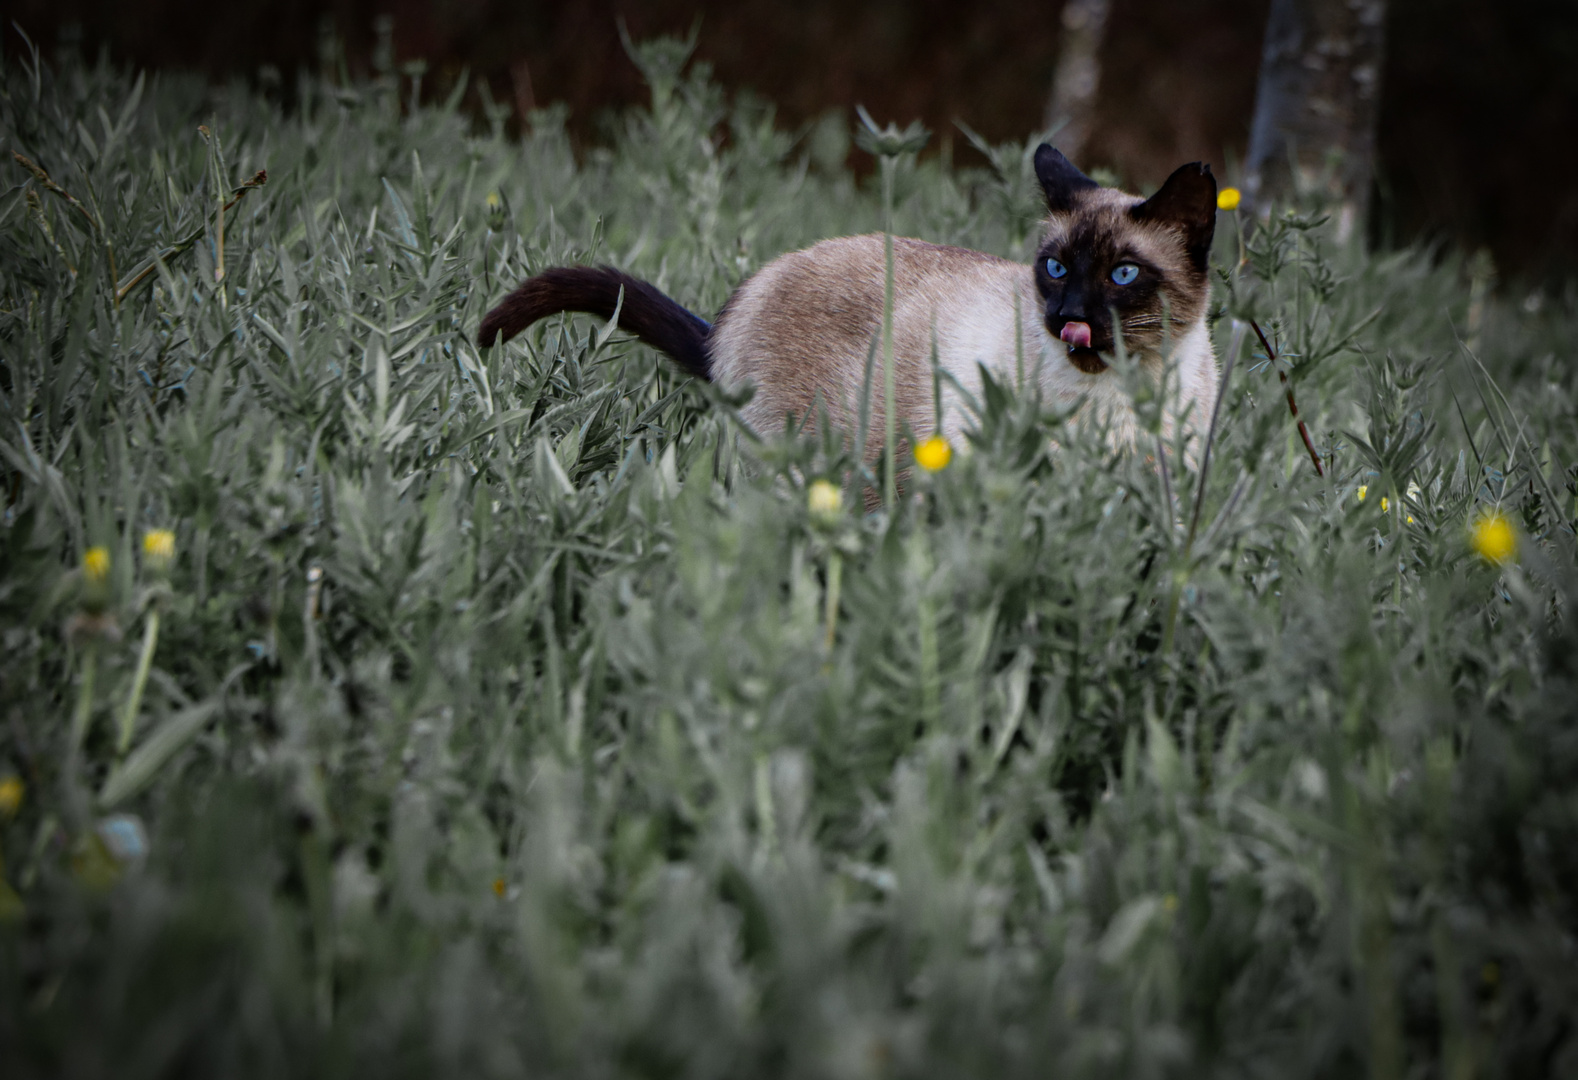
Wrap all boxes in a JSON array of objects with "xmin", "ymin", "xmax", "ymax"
[
  {"xmin": 1243, "ymin": 0, "xmax": 1388, "ymax": 239},
  {"xmin": 1043, "ymin": 0, "xmax": 1111, "ymax": 163}
]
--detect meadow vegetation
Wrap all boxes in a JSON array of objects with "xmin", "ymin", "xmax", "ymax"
[{"xmin": 2, "ymin": 32, "xmax": 1577, "ymax": 1078}]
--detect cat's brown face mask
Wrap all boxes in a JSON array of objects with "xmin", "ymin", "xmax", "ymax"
[{"xmin": 1031, "ymin": 145, "xmax": 1217, "ymax": 374}]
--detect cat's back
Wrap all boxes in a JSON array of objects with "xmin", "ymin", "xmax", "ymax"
[
  {"xmin": 715, "ymin": 234, "xmax": 1015, "ymax": 345},
  {"xmin": 709, "ymin": 235, "xmax": 1023, "ymax": 428}
]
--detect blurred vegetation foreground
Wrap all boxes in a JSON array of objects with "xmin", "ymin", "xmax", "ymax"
[{"xmin": 3, "ymin": 36, "xmax": 1578, "ymax": 1079}]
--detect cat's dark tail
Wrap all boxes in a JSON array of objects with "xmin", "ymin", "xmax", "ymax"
[{"xmin": 477, "ymin": 266, "xmax": 713, "ymax": 381}]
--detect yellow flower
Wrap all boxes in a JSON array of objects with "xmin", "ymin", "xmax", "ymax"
[
  {"xmin": 492, "ymin": 877, "xmax": 507, "ymax": 898},
  {"xmin": 142, "ymin": 528, "xmax": 176, "ymax": 571},
  {"xmin": 1163, "ymin": 893, "xmax": 1179, "ymax": 913},
  {"xmin": 1366, "ymin": 489, "xmax": 1414, "ymax": 522},
  {"xmin": 0, "ymin": 776, "xmax": 22, "ymax": 817},
  {"xmin": 913, "ymin": 436, "xmax": 952, "ymax": 472},
  {"xmin": 485, "ymin": 191, "xmax": 501, "ymax": 209},
  {"xmin": 83, "ymin": 546, "xmax": 110, "ymax": 584},
  {"xmin": 807, "ymin": 479, "xmax": 843, "ymax": 524},
  {"xmin": 1470, "ymin": 511, "xmax": 1516, "ymax": 564},
  {"xmin": 1217, "ymin": 187, "xmax": 1242, "ymax": 211}
]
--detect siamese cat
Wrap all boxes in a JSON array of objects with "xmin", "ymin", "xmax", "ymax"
[{"xmin": 478, "ymin": 145, "xmax": 1220, "ymax": 459}]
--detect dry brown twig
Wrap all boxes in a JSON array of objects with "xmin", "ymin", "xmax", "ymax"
[
  {"xmin": 112, "ymin": 169, "xmax": 268, "ymax": 305},
  {"xmin": 14, "ymin": 148, "xmax": 268, "ymax": 304},
  {"xmin": 1249, "ymin": 317, "xmax": 1325, "ymax": 478},
  {"xmin": 12, "ymin": 151, "xmax": 100, "ymax": 236}
]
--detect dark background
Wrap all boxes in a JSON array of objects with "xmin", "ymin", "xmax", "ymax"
[{"xmin": 8, "ymin": 0, "xmax": 1577, "ymax": 281}]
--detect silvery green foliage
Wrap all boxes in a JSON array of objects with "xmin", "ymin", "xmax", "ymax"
[{"xmin": 2, "ymin": 34, "xmax": 1577, "ymax": 1079}]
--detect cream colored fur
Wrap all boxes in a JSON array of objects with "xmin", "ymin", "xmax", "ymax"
[{"xmin": 708, "ymin": 233, "xmax": 1218, "ymax": 459}]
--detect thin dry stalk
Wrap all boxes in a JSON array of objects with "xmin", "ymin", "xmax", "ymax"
[
  {"xmin": 1250, "ymin": 318, "xmax": 1325, "ymax": 478},
  {"xmin": 12, "ymin": 152, "xmax": 100, "ymax": 235},
  {"xmin": 113, "ymin": 170, "xmax": 267, "ymax": 304}
]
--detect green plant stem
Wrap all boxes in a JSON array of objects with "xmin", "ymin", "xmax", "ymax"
[
  {"xmin": 268, "ymin": 555, "xmax": 283, "ymax": 660},
  {"xmin": 104, "ymin": 238, "xmax": 119, "ymax": 310},
  {"xmin": 116, "ymin": 608, "xmax": 160, "ymax": 757},
  {"xmin": 300, "ymin": 827, "xmax": 335, "ymax": 1027},
  {"xmin": 919, "ymin": 592, "xmax": 939, "ymax": 730},
  {"xmin": 303, "ymin": 566, "xmax": 324, "ymax": 675},
  {"xmin": 199, "ymin": 124, "xmax": 234, "ymax": 311},
  {"xmin": 71, "ymin": 644, "xmax": 99, "ymax": 753},
  {"xmin": 1390, "ymin": 483, "xmax": 1404, "ymax": 609},
  {"xmin": 1162, "ymin": 321, "xmax": 1243, "ymax": 655},
  {"xmin": 61, "ymin": 641, "xmax": 103, "ymax": 830},
  {"xmin": 214, "ymin": 181, "xmax": 227, "ymax": 310},
  {"xmin": 1355, "ymin": 821, "xmax": 1403, "ymax": 1080},
  {"xmin": 1425, "ymin": 739, "xmax": 1474, "ymax": 1080},
  {"xmin": 1160, "ymin": 571, "xmax": 1186, "ymax": 657},
  {"xmin": 195, "ymin": 522, "xmax": 211, "ymax": 606},
  {"xmin": 823, "ymin": 551, "xmax": 842, "ymax": 653},
  {"xmin": 881, "ymin": 155, "xmax": 897, "ymax": 512}
]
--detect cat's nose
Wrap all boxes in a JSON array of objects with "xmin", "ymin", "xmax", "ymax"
[{"xmin": 1059, "ymin": 321, "xmax": 1093, "ymax": 348}]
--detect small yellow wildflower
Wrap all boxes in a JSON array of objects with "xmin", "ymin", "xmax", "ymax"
[
  {"xmin": 83, "ymin": 546, "xmax": 110, "ymax": 584},
  {"xmin": 807, "ymin": 479, "xmax": 843, "ymax": 524},
  {"xmin": 485, "ymin": 191, "xmax": 501, "ymax": 209},
  {"xmin": 0, "ymin": 776, "xmax": 22, "ymax": 817},
  {"xmin": 1217, "ymin": 187, "xmax": 1242, "ymax": 211},
  {"xmin": 1377, "ymin": 495, "xmax": 1412, "ymax": 522},
  {"xmin": 142, "ymin": 528, "xmax": 176, "ymax": 572},
  {"xmin": 1362, "ymin": 481, "xmax": 1419, "ymax": 519},
  {"xmin": 1470, "ymin": 512, "xmax": 1516, "ymax": 564},
  {"xmin": 1163, "ymin": 893, "xmax": 1179, "ymax": 913},
  {"xmin": 142, "ymin": 529, "xmax": 174, "ymax": 559},
  {"xmin": 492, "ymin": 876, "xmax": 507, "ymax": 898},
  {"xmin": 913, "ymin": 436, "xmax": 952, "ymax": 472}
]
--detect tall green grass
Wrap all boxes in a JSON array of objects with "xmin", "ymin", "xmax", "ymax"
[{"xmin": 2, "ymin": 31, "xmax": 1577, "ymax": 1078}]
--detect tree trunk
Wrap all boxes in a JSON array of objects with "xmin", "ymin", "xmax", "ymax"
[
  {"xmin": 1243, "ymin": 0, "xmax": 1388, "ymax": 240},
  {"xmin": 1043, "ymin": 0, "xmax": 1111, "ymax": 164}
]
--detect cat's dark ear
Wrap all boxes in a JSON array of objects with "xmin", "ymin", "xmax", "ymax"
[
  {"xmin": 1034, "ymin": 143, "xmax": 1098, "ymax": 212},
  {"xmin": 1131, "ymin": 162, "xmax": 1217, "ymax": 272}
]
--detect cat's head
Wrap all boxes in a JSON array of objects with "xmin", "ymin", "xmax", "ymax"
[{"xmin": 1031, "ymin": 144, "xmax": 1216, "ymax": 374}]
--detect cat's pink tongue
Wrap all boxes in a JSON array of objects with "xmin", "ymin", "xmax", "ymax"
[{"xmin": 1060, "ymin": 321, "xmax": 1092, "ymax": 348}]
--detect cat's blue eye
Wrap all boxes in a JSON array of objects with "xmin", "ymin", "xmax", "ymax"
[
  {"xmin": 1045, "ymin": 258, "xmax": 1068, "ymax": 279},
  {"xmin": 1111, "ymin": 263, "xmax": 1140, "ymax": 286}
]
